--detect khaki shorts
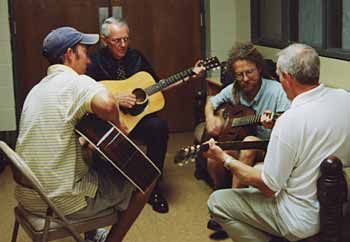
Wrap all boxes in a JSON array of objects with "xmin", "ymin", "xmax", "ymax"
[{"xmin": 67, "ymin": 161, "xmax": 135, "ymax": 220}]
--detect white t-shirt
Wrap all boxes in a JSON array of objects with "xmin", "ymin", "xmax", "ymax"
[{"xmin": 262, "ymin": 84, "xmax": 350, "ymax": 238}]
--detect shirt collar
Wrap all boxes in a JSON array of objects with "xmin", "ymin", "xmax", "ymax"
[
  {"xmin": 47, "ymin": 64, "xmax": 78, "ymax": 76},
  {"xmin": 291, "ymin": 84, "xmax": 324, "ymax": 108},
  {"xmin": 101, "ymin": 46, "xmax": 128, "ymax": 63},
  {"xmin": 239, "ymin": 78, "xmax": 266, "ymax": 106}
]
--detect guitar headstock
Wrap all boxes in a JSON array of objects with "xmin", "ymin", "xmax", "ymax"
[
  {"xmin": 174, "ymin": 143, "xmax": 210, "ymax": 166},
  {"xmin": 199, "ymin": 56, "xmax": 220, "ymax": 71},
  {"xmin": 174, "ymin": 144, "xmax": 200, "ymax": 166}
]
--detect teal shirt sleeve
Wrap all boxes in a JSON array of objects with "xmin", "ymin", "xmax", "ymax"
[{"xmin": 209, "ymin": 83, "xmax": 235, "ymax": 110}]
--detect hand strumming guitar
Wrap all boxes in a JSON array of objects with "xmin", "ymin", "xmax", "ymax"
[
  {"xmin": 116, "ymin": 93, "xmax": 137, "ymax": 109},
  {"xmin": 206, "ymin": 115, "xmax": 223, "ymax": 137}
]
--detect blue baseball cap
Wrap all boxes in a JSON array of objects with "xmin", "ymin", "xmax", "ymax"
[{"xmin": 42, "ymin": 26, "xmax": 99, "ymax": 60}]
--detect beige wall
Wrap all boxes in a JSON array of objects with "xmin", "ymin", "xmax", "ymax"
[
  {"xmin": 0, "ymin": 0, "xmax": 16, "ymax": 131},
  {"xmin": 257, "ymin": 46, "xmax": 350, "ymax": 90},
  {"xmin": 206, "ymin": 0, "xmax": 251, "ymax": 79},
  {"xmin": 207, "ymin": 0, "xmax": 350, "ymax": 91}
]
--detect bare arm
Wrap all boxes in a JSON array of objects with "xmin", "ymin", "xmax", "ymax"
[
  {"xmin": 90, "ymin": 89, "xmax": 123, "ymax": 128},
  {"xmin": 224, "ymin": 154, "xmax": 275, "ymax": 197},
  {"xmin": 205, "ymin": 100, "xmax": 223, "ymax": 136},
  {"xmin": 203, "ymin": 139, "xmax": 275, "ymax": 197}
]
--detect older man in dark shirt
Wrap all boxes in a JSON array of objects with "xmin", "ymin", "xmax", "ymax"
[{"xmin": 87, "ymin": 17, "xmax": 169, "ymax": 214}]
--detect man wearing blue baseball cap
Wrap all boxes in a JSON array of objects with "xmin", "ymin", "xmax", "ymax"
[{"xmin": 15, "ymin": 26, "xmax": 155, "ymax": 242}]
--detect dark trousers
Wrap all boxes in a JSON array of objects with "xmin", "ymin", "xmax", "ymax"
[
  {"xmin": 0, "ymin": 152, "xmax": 7, "ymax": 174},
  {"xmin": 130, "ymin": 113, "xmax": 169, "ymax": 189}
]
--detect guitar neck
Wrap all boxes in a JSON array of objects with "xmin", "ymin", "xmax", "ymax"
[
  {"xmin": 145, "ymin": 67, "xmax": 194, "ymax": 95},
  {"xmin": 200, "ymin": 140, "xmax": 269, "ymax": 152},
  {"xmin": 231, "ymin": 114, "xmax": 262, "ymax": 127},
  {"xmin": 231, "ymin": 112, "xmax": 282, "ymax": 128}
]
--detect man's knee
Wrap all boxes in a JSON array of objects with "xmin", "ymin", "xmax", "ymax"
[
  {"xmin": 240, "ymin": 136, "xmax": 264, "ymax": 165},
  {"xmin": 208, "ymin": 190, "xmax": 231, "ymax": 221},
  {"xmin": 243, "ymin": 135, "xmax": 260, "ymax": 142},
  {"xmin": 208, "ymin": 191, "xmax": 220, "ymax": 217},
  {"xmin": 148, "ymin": 118, "xmax": 168, "ymax": 139}
]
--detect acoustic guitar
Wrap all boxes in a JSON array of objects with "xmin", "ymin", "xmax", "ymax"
[
  {"xmin": 223, "ymin": 107, "xmax": 282, "ymax": 128},
  {"xmin": 174, "ymin": 140, "xmax": 269, "ymax": 166},
  {"xmin": 75, "ymin": 113, "xmax": 161, "ymax": 194},
  {"xmin": 100, "ymin": 57, "xmax": 220, "ymax": 132},
  {"xmin": 202, "ymin": 104, "xmax": 282, "ymax": 142}
]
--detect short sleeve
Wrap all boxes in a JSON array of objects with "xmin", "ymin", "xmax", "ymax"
[
  {"xmin": 209, "ymin": 83, "xmax": 234, "ymax": 110},
  {"xmin": 261, "ymin": 119, "xmax": 297, "ymax": 193},
  {"xmin": 68, "ymin": 75, "xmax": 106, "ymax": 123}
]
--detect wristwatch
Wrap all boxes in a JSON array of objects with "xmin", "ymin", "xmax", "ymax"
[{"xmin": 223, "ymin": 153, "xmax": 238, "ymax": 169}]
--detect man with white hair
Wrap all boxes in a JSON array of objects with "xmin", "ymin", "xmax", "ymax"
[
  {"xmin": 87, "ymin": 17, "xmax": 170, "ymax": 214},
  {"xmin": 205, "ymin": 43, "xmax": 350, "ymax": 241}
]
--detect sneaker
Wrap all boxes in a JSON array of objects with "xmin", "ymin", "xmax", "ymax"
[{"xmin": 85, "ymin": 228, "xmax": 109, "ymax": 242}]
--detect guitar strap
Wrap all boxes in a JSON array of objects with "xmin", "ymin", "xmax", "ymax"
[{"xmin": 231, "ymin": 80, "xmax": 241, "ymax": 105}]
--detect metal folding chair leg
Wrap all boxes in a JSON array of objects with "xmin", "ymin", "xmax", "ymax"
[{"xmin": 11, "ymin": 219, "xmax": 19, "ymax": 242}]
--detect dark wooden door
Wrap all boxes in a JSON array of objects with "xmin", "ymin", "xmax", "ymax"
[
  {"xmin": 122, "ymin": 0, "xmax": 203, "ymax": 131},
  {"xmin": 12, "ymin": 0, "xmax": 99, "ymax": 109},
  {"xmin": 12, "ymin": 0, "xmax": 203, "ymax": 131}
]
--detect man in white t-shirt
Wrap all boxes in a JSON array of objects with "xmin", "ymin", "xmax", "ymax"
[{"xmin": 205, "ymin": 43, "xmax": 350, "ymax": 241}]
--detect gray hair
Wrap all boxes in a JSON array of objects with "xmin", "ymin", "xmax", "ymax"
[
  {"xmin": 277, "ymin": 43, "xmax": 320, "ymax": 85},
  {"xmin": 100, "ymin": 17, "xmax": 129, "ymax": 37}
]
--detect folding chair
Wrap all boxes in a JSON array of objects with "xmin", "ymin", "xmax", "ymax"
[{"xmin": 0, "ymin": 141, "xmax": 119, "ymax": 242}]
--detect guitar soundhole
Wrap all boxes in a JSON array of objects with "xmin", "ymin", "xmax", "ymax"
[{"xmin": 132, "ymin": 88, "xmax": 148, "ymax": 105}]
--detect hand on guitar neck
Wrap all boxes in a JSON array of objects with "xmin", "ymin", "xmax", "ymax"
[
  {"xmin": 206, "ymin": 115, "xmax": 224, "ymax": 137},
  {"xmin": 162, "ymin": 59, "xmax": 207, "ymax": 91},
  {"xmin": 260, "ymin": 110, "xmax": 275, "ymax": 129},
  {"xmin": 174, "ymin": 139, "xmax": 269, "ymax": 165},
  {"xmin": 115, "ymin": 60, "xmax": 206, "ymax": 109},
  {"xmin": 206, "ymin": 105, "xmax": 278, "ymax": 138},
  {"xmin": 201, "ymin": 138, "xmax": 226, "ymax": 164}
]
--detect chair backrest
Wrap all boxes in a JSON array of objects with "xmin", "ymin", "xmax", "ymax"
[{"xmin": 0, "ymin": 141, "xmax": 84, "ymax": 242}]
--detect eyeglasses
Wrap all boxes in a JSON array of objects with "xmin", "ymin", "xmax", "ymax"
[
  {"xmin": 235, "ymin": 68, "xmax": 257, "ymax": 81},
  {"xmin": 108, "ymin": 37, "xmax": 129, "ymax": 46}
]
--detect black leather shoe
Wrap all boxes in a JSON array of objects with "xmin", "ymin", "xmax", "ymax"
[
  {"xmin": 207, "ymin": 219, "xmax": 222, "ymax": 231},
  {"xmin": 148, "ymin": 192, "xmax": 169, "ymax": 213},
  {"xmin": 209, "ymin": 230, "xmax": 229, "ymax": 240}
]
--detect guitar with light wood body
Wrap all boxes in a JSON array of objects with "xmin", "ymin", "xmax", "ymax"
[{"xmin": 100, "ymin": 57, "xmax": 220, "ymax": 132}]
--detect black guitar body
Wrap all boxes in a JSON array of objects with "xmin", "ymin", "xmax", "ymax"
[
  {"xmin": 200, "ymin": 103, "xmax": 257, "ymax": 143},
  {"xmin": 75, "ymin": 113, "xmax": 161, "ymax": 193}
]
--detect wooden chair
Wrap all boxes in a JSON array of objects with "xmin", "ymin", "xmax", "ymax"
[{"xmin": 0, "ymin": 141, "xmax": 119, "ymax": 242}]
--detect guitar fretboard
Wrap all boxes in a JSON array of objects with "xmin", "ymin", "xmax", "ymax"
[
  {"xmin": 144, "ymin": 68, "xmax": 194, "ymax": 95},
  {"xmin": 231, "ymin": 114, "xmax": 261, "ymax": 127},
  {"xmin": 231, "ymin": 112, "xmax": 282, "ymax": 128}
]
